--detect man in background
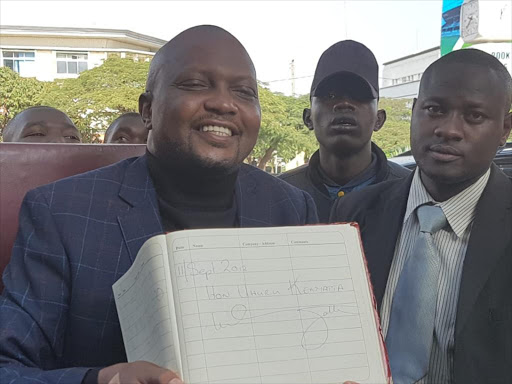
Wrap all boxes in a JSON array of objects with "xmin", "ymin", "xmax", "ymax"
[
  {"xmin": 332, "ymin": 49, "xmax": 512, "ymax": 383},
  {"xmin": 2, "ymin": 106, "xmax": 81, "ymax": 143},
  {"xmin": 104, "ymin": 112, "xmax": 148, "ymax": 144},
  {"xmin": 279, "ymin": 40, "xmax": 409, "ymax": 222}
]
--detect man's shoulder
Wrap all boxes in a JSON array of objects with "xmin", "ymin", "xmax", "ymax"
[
  {"xmin": 278, "ymin": 164, "xmax": 309, "ymax": 181},
  {"xmin": 240, "ymin": 163, "xmax": 309, "ymax": 196},
  {"xmin": 332, "ymin": 177, "xmax": 406, "ymax": 221},
  {"xmin": 371, "ymin": 142, "xmax": 411, "ymax": 181},
  {"xmin": 26, "ymin": 156, "xmax": 139, "ymax": 205},
  {"xmin": 386, "ymin": 160, "xmax": 412, "ymax": 179},
  {"xmin": 344, "ymin": 178, "xmax": 401, "ymax": 205},
  {"xmin": 482, "ymin": 165, "xmax": 512, "ymax": 210},
  {"xmin": 239, "ymin": 164, "xmax": 318, "ymax": 225},
  {"xmin": 277, "ymin": 164, "xmax": 312, "ymax": 189}
]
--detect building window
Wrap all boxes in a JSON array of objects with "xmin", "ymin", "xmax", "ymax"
[
  {"xmin": 2, "ymin": 51, "xmax": 35, "ymax": 75},
  {"xmin": 56, "ymin": 52, "xmax": 88, "ymax": 74}
]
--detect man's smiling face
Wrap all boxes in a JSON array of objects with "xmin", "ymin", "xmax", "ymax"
[
  {"xmin": 4, "ymin": 107, "xmax": 81, "ymax": 143},
  {"xmin": 142, "ymin": 27, "xmax": 261, "ymax": 172}
]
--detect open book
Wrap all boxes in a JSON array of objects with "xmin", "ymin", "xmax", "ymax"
[{"xmin": 113, "ymin": 224, "xmax": 390, "ymax": 384}]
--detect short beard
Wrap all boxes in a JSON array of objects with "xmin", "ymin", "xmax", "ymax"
[{"xmin": 153, "ymin": 138, "xmax": 241, "ymax": 178}]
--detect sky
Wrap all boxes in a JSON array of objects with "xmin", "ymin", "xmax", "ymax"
[{"xmin": 0, "ymin": 0, "xmax": 443, "ymax": 95}]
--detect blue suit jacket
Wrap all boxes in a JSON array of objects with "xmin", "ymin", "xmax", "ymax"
[{"xmin": 0, "ymin": 155, "xmax": 318, "ymax": 383}]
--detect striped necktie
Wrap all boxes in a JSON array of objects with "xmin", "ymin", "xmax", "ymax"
[{"xmin": 386, "ymin": 204, "xmax": 447, "ymax": 384}]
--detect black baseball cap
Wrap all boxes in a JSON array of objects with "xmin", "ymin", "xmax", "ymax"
[{"xmin": 310, "ymin": 40, "xmax": 379, "ymax": 99}]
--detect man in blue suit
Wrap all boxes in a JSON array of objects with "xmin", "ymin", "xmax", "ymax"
[{"xmin": 0, "ymin": 25, "xmax": 318, "ymax": 384}]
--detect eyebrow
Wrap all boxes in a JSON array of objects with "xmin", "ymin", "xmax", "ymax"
[
  {"xmin": 24, "ymin": 121, "xmax": 77, "ymax": 130},
  {"xmin": 23, "ymin": 121, "xmax": 49, "ymax": 130},
  {"xmin": 419, "ymin": 95, "xmax": 444, "ymax": 102},
  {"xmin": 421, "ymin": 96, "xmax": 494, "ymax": 112},
  {"xmin": 463, "ymin": 101, "xmax": 488, "ymax": 109},
  {"xmin": 229, "ymin": 74, "xmax": 257, "ymax": 84},
  {"xmin": 176, "ymin": 67, "xmax": 256, "ymax": 84},
  {"xmin": 112, "ymin": 126, "xmax": 136, "ymax": 134}
]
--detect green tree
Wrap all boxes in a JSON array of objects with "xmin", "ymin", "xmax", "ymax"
[
  {"xmin": 252, "ymin": 88, "xmax": 317, "ymax": 170},
  {"xmin": 39, "ymin": 57, "xmax": 150, "ymax": 142},
  {"xmin": 373, "ymin": 98, "xmax": 413, "ymax": 157},
  {"xmin": 1, "ymin": 60, "xmax": 413, "ymax": 157},
  {"xmin": 0, "ymin": 67, "xmax": 45, "ymax": 136}
]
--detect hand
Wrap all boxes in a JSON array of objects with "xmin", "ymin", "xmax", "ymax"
[{"xmin": 98, "ymin": 361, "xmax": 182, "ymax": 384}]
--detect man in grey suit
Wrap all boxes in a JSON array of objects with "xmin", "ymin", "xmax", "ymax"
[{"xmin": 332, "ymin": 49, "xmax": 512, "ymax": 384}]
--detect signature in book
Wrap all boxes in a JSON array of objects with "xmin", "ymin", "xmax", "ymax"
[{"xmin": 211, "ymin": 303, "xmax": 359, "ymax": 350}]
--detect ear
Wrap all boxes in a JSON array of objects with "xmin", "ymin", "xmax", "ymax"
[
  {"xmin": 499, "ymin": 111, "xmax": 512, "ymax": 146},
  {"xmin": 412, "ymin": 98, "xmax": 418, "ymax": 112},
  {"xmin": 139, "ymin": 92, "xmax": 153, "ymax": 131},
  {"xmin": 374, "ymin": 109, "xmax": 387, "ymax": 132},
  {"xmin": 303, "ymin": 108, "xmax": 314, "ymax": 130}
]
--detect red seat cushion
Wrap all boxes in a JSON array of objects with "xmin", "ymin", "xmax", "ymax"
[{"xmin": 0, "ymin": 143, "xmax": 146, "ymax": 291}]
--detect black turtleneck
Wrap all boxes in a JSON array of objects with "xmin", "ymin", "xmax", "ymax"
[{"xmin": 146, "ymin": 150, "xmax": 239, "ymax": 232}]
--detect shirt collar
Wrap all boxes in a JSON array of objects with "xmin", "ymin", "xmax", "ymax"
[{"xmin": 404, "ymin": 168, "xmax": 491, "ymax": 238}]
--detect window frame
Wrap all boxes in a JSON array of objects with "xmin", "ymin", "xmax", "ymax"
[
  {"xmin": 1, "ymin": 50, "xmax": 36, "ymax": 74},
  {"xmin": 56, "ymin": 51, "xmax": 88, "ymax": 75}
]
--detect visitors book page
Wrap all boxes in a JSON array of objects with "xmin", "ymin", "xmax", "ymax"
[{"xmin": 113, "ymin": 224, "xmax": 390, "ymax": 384}]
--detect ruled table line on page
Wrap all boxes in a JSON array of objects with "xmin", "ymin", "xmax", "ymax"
[{"xmin": 171, "ymin": 229, "xmax": 372, "ymax": 384}]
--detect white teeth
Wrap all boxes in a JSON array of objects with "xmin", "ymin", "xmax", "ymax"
[{"xmin": 201, "ymin": 125, "xmax": 233, "ymax": 137}]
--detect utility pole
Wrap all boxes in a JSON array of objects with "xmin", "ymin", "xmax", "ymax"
[
  {"xmin": 344, "ymin": 0, "xmax": 348, "ymax": 39},
  {"xmin": 290, "ymin": 59, "xmax": 296, "ymax": 97}
]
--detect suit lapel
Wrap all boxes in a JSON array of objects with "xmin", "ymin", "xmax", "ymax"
[
  {"xmin": 117, "ymin": 155, "xmax": 164, "ymax": 263},
  {"xmin": 455, "ymin": 166, "xmax": 512, "ymax": 336},
  {"xmin": 362, "ymin": 176, "xmax": 412, "ymax": 309}
]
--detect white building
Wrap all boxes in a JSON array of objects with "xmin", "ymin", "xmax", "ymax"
[
  {"xmin": 380, "ymin": 46, "xmax": 440, "ymax": 99},
  {"xmin": 0, "ymin": 25, "xmax": 166, "ymax": 81}
]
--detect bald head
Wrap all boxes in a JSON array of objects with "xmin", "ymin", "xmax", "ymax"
[
  {"xmin": 420, "ymin": 49, "xmax": 512, "ymax": 112},
  {"xmin": 2, "ymin": 106, "xmax": 81, "ymax": 143},
  {"xmin": 138, "ymin": 24, "xmax": 261, "ymax": 173},
  {"xmin": 104, "ymin": 112, "xmax": 147, "ymax": 144},
  {"xmin": 146, "ymin": 25, "xmax": 256, "ymax": 93}
]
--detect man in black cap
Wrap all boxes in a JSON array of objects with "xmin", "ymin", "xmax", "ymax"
[{"xmin": 279, "ymin": 40, "xmax": 410, "ymax": 222}]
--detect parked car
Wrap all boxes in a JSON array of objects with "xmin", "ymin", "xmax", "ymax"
[{"xmin": 389, "ymin": 142, "xmax": 512, "ymax": 177}]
